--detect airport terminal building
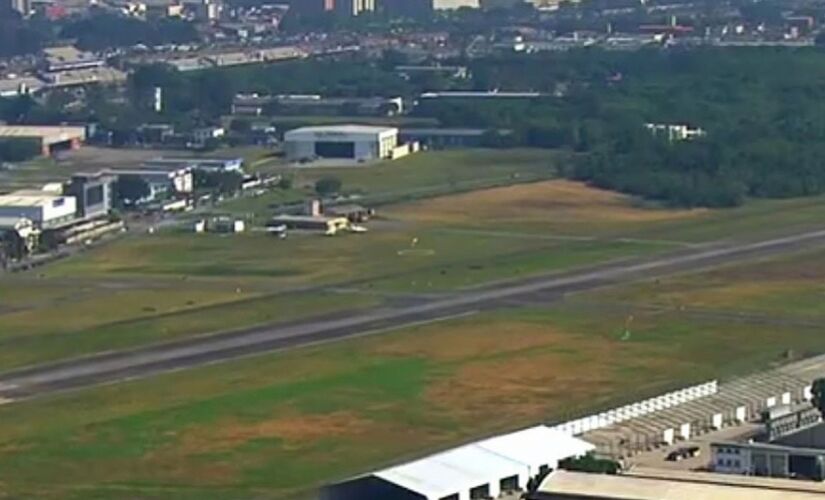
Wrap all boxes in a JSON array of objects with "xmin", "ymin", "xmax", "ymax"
[{"xmin": 284, "ymin": 125, "xmax": 401, "ymax": 162}]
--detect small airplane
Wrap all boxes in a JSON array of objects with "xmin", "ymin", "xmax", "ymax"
[{"xmin": 266, "ymin": 224, "xmax": 288, "ymax": 239}]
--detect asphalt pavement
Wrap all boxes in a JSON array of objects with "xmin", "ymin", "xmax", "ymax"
[{"xmin": 4, "ymin": 227, "xmax": 825, "ymax": 402}]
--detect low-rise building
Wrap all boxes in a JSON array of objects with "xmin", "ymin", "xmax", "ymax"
[
  {"xmin": 191, "ymin": 126, "xmax": 225, "ymax": 145},
  {"xmin": 399, "ymin": 127, "xmax": 503, "ymax": 149},
  {"xmin": 231, "ymin": 93, "xmax": 404, "ymax": 117},
  {"xmin": 269, "ymin": 214, "xmax": 350, "ymax": 235},
  {"xmin": 713, "ymin": 417, "xmax": 825, "ymax": 481},
  {"xmin": 65, "ymin": 172, "xmax": 116, "ymax": 219},
  {"xmin": 284, "ymin": 124, "xmax": 402, "ymax": 162},
  {"xmin": 530, "ymin": 468, "xmax": 825, "ymax": 500},
  {"xmin": 0, "ymin": 75, "xmax": 45, "ymax": 98},
  {"xmin": 143, "ymin": 156, "xmax": 244, "ymax": 173},
  {"xmin": 0, "ymin": 125, "xmax": 86, "ymax": 156},
  {"xmin": 645, "ymin": 123, "xmax": 706, "ymax": 141},
  {"xmin": 0, "ymin": 190, "xmax": 76, "ymax": 229},
  {"xmin": 42, "ymin": 46, "xmax": 104, "ymax": 73}
]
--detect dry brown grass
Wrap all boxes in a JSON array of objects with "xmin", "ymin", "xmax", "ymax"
[
  {"xmin": 368, "ymin": 321, "xmax": 560, "ymax": 361},
  {"xmin": 388, "ymin": 180, "xmax": 704, "ymax": 227},
  {"xmin": 173, "ymin": 411, "xmax": 373, "ymax": 456}
]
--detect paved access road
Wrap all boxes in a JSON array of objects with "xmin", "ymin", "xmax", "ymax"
[{"xmin": 3, "ymin": 228, "xmax": 825, "ymax": 402}]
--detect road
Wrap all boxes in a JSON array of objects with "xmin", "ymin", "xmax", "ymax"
[{"xmin": 3, "ymin": 227, "xmax": 825, "ymax": 402}]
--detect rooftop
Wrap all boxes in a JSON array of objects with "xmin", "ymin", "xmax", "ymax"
[
  {"xmin": 535, "ymin": 468, "xmax": 825, "ymax": 500},
  {"xmin": 43, "ymin": 46, "xmax": 97, "ymax": 64},
  {"xmin": 420, "ymin": 91, "xmax": 545, "ymax": 98},
  {"xmin": 400, "ymin": 127, "xmax": 490, "ymax": 136},
  {"xmin": 285, "ymin": 124, "xmax": 398, "ymax": 135},
  {"xmin": 0, "ymin": 125, "xmax": 86, "ymax": 142},
  {"xmin": 371, "ymin": 426, "xmax": 594, "ymax": 499},
  {"xmin": 0, "ymin": 190, "xmax": 69, "ymax": 208}
]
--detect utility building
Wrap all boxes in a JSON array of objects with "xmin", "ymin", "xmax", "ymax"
[
  {"xmin": 0, "ymin": 190, "xmax": 76, "ymax": 229},
  {"xmin": 284, "ymin": 125, "xmax": 400, "ymax": 162}
]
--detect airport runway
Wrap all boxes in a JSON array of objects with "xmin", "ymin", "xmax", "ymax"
[{"xmin": 4, "ymin": 228, "xmax": 825, "ymax": 401}]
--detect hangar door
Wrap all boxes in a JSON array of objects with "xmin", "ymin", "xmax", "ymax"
[{"xmin": 315, "ymin": 141, "xmax": 355, "ymax": 158}]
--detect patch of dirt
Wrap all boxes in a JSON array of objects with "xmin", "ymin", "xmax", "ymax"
[{"xmin": 388, "ymin": 180, "xmax": 704, "ymax": 226}]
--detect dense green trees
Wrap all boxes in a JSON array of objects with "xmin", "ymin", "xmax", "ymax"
[
  {"xmin": 0, "ymin": 139, "xmax": 41, "ymax": 163},
  {"xmin": 60, "ymin": 11, "xmax": 198, "ymax": 50},
  {"xmin": 414, "ymin": 48, "xmax": 825, "ymax": 207}
]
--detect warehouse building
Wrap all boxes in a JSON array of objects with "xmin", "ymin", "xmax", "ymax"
[
  {"xmin": 284, "ymin": 125, "xmax": 410, "ymax": 162},
  {"xmin": 0, "ymin": 125, "xmax": 86, "ymax": 156},
  {"xmin": 0, "ymin": 190, "xmax": 76, "ymax": 229},
  {"xmin": 322, "ymin": 426, "xmax": 594, "ymax": 500}
]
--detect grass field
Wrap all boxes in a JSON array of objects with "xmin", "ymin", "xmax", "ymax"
[
  {"xmin": 2, "ymin": 247, "xmax": 825, "ymax": 498},
  {"xmin": 11, "ymin": 146, "xmax": 825, "ymax": 366},
  {"xmin": 0, "ymin": 276, "xmax": 379, "ymax": 368},
  {"xmin": 5, "ymin": 147, "xmax": 825, "ymax": 498}
]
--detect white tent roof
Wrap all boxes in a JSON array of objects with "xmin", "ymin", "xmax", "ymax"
[
  {"xmin": 372, "ymin": 425, "xmax": 594, "ymax": 499},
  {"xmin": 477, "ymin": 425, "xmax": 595, "ymax": 471},
  {"xmin": 376, "ymin": 443, "xmax": 523, "ymax": 498}
]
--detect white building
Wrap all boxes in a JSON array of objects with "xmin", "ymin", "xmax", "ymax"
[
  {"xmin": 645, "ymin": 123, "xmax": 706, "ymax": 141},
  {"xmin": 322, "ymin": 425, "xmax": 594, "ymax": 500},
  {"xmin": 0, "ymin": 190, "xmax": 77, "ymax": 229},
  {"xmin": 433, "ymin": 0, "xmax": 480, "ymax": 9},
  {"xmin": 284, "ymin": 125, "xmax": 400, "ymax": 162}
]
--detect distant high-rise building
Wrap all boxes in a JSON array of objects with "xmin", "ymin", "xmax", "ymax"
[
  {"xmin": 290, "ymin": 0, "xmax": 335, "ymax": 15},
  {"xmin": 432, "ymin": 0, "xmax": 479, "ymax": 9},
  {"xmin": 335, "ymin": 0, "xmax": 374, "ymax": 15},
  {"xmin": 10, "ymin": 0, "xmax": 30, "ymax": 16}
]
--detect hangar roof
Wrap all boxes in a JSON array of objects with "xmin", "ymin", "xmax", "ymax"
[
  {"xmin": 375, "ymin": 442, "xmax": 524, "ymax": 499},
  {"xmin": 372, "ymin": 426, "xmax": 594, "ymax": 499},
  {"xmin": 284, "ymin": 124, "xmax": 398, "ymax": 138}
]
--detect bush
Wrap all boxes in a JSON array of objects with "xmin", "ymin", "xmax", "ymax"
[
  {"xmin": 0, "ymin": 138, "xmax": 40, "ymax": 162},
  {"xmin": 314, "ymin": 176, "xmax": 342, "ymax": 196}
]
